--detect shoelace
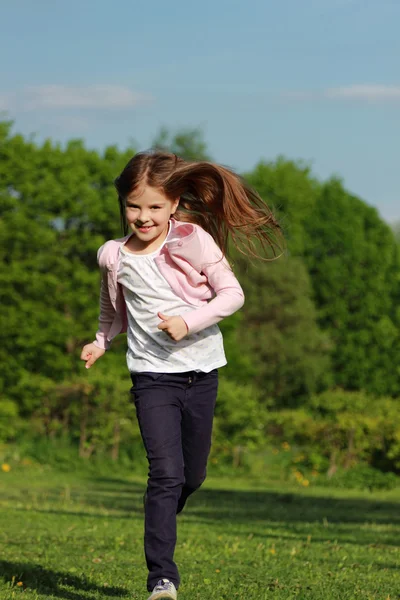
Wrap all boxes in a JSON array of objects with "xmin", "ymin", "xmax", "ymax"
[{"xmin": 155, "ymin": 580, "xmax": 174, "ymax": 591}]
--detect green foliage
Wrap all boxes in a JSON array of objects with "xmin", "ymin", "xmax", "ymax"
[
  {"xmin": 316, "ymin": 464, "xmax": 399, "ymax": 492},
  {"xmin": 302, "ymin": 178, "xmax": 400, "ymax": 396},
  {"xmin": 233, "ymin": 254, "xmax": 332, "ymax": 405},
  {"xmin": 265, "ymin": 389, "xmax": 400, "ymax": 473},
  {"xmin": 152, "ymin": 126, "xmax": 212, "ymax": 161},
  {"xmin": 392, "ymin": 220, "xmax": 400, "ymax": 244},
  {"xmin": 0, "ymin": 125, "xmax": 134, "ymax": 404},
  {"xmin": 217, "ymin": 312, "xmax": 257, "ymax": 383},
  {"xmin": 0, "ymin": 399, "xmax": 20, "ymax": 442},
  {"xmin": 244, "ymin": 157, "xmax": 320, "ymax": 256},
  {"xmin": 2, "ymin": 119, "xmax": 400, "ymax": 479},
  {"xmin": 212, "ymin": 377, "xmax": 270, "ymax": 466},
  {"xmin": 245, "ymin": 160, "xmax": 400, "ymax": 399}
]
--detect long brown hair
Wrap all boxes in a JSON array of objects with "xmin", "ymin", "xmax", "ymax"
[{"xmin": 114, "ymin": 150, "xmax": 283, "ymax": 259}]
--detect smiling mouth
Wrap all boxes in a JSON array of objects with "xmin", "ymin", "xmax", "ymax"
[{"xmin": 136, "ymin": 225, "xmax": 154, "ymax": 233}]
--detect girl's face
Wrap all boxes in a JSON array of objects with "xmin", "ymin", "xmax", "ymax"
[{"xmin": 125, "ymin": 185, "xmax": 179, "ymax": 250}]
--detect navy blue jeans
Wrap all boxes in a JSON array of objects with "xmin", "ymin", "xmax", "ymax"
[{"xmin": 130, "ymin": 370, "xmax": 218, "ymax": 591}]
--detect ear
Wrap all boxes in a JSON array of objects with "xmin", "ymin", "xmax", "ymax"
[{"xmin": 171, "ymin": 197, "xmax": 180, "ymax": 215}]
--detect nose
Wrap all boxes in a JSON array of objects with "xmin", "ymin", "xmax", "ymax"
[{"xmin": 136, "ymin": 212, "xmax": 151, "ymax": 225}]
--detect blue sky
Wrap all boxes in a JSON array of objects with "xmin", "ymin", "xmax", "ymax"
[{"xmin": 1, "ymin": 0, "xmax": 399, "ymax": 223}]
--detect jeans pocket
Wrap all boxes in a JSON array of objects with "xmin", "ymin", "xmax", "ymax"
[{"xmin": 130, "ymin": 372, "xmax": 165, "ymax": 389}]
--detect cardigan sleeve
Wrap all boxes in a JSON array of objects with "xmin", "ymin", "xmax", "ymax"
[
  {"xmin": 93, "ymin": 244, "xmax": 116, "ymax": 350},
  {"xmin": 181, "ymin": 233, "xmax": 244, "ymax": 334}
]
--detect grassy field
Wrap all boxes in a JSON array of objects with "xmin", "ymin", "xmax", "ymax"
[{"xmin": 0, "ymin": 465, "xmax": 399, "ymax": 599}]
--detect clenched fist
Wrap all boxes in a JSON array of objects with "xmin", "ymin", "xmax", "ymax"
[
  {"xmin": 80, "ymin": 343, "xmax": 106, "ymax": 369},
  {"xmin": 157, "ymin": 312, "xmax": 189, "ymax": 342}
]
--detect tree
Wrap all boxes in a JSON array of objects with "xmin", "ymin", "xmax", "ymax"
[
  {"xmin": 244, "ymin": 157, "xmax": 320, "ymax": 256},
  {"xmin": 302, "ymin": 178, "xmax": 400, "ymax": 396},
  {"xmin": 392, "ymin": 221, "xmax": 400, "ymax": 245},
  {"xmin": 152, "ymin": 126, "xmax": 212, "ymax": 161},
  {"xmin": 2, "ymin": 119, "xmax": 399, "ymax": 471},
  {"xmin": 0, "ymin": 122, "xmax": 132, "ymax": 413},
  {"xmin": 233, "ymin": 253, "xmax": 332, "ymax": 406}
]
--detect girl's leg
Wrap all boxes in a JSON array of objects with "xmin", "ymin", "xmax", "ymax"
[
  {"xmin": 177, "ymin": 370, "xmax": 218, "ymax": 514},
  {"xmin": 132, "ymin": 372, "xmax": 186, "ymax": 592}
]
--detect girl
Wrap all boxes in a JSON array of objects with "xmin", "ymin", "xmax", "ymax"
[{"xmin": 80, "ymin": 151, "xmax": 281, "ymax": 600}]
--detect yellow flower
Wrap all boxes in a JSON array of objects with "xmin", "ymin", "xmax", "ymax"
[
  {"xmin": 301, "ymin": 479, "xmax": 310, "ymax": 487},
  {"xmin": 16, "ymin": 582, "xmax": 23, "ymax": 587},
  {"xmin": 1, "ymin": 464, "xmax": 11, "ymax": 472},
  {"xmin": 269, "ymin": 547, "xmax": 276, "ymax": 555},
  {"xmin": 215, "ymin": 569, "xmax": 221, "ymax": 573},
  {"xmin": 281, "ymin": 442, "xmax": 290, "ymax": 450},
  {"xmin": 293, "ymin": 454, "xmax": 305, "ymax": 463}
]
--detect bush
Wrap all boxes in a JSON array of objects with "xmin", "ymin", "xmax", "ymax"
[
  {"xmin": 316, "ymin": 464, "xmax": 399, "ymax": 491},
  {"xmin": 264, "ymin": 389, "xmax": 400, "ymax": 475},
  {"xmin": 212, "ymin": 377, "xmax": 272, "ymax": 467},
  {"xmin": 0, "ymin": 399, "xmax": 21, "ymax": 442}
]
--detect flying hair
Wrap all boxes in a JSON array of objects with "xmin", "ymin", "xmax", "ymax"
[{"xmin": 114, "ymin": 150, "xmax": 284, "ymax": 260}]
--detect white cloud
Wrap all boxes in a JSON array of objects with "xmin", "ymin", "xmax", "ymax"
[
  {"xmin": 283, "ymin": 85, "xmax": 400, "ymax": 103},
  {"xmin": 325, "ymin": 85, "xmax": 400, "ymax": 100},
  {"xmin": 0, "ymin": 85, "xmax": 154, "ymax": 112}
]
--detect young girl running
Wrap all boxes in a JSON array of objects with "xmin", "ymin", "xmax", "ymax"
[{"xmin": 80, "ymin": 151, "xmax": 281, "ymax": 600}]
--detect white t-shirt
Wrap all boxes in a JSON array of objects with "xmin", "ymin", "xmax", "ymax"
[{"xmin": 117, "ymin": 228, "xmax": 227, "ymax": 374}]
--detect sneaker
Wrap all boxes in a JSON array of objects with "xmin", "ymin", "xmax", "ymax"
[{"xmin": 147, "ymin": 578, "xmax": 177, "ymax": 600}]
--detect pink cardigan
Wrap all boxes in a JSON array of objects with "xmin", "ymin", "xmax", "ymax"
[{"xmin": 93, "ymin": 218, "xmax": 245, "ymax": 350}]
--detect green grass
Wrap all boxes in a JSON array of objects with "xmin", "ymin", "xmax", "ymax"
[{"xmin": 0, "ymin": 465, "xmax": 399, "ymax": 599}]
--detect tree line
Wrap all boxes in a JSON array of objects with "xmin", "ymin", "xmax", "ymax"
[{"xmin": 1, "ymin": 120, "xmax": 400, "ymax": 479}]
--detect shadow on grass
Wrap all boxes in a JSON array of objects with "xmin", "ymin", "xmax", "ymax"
[
  {"xmin": 5, "ymin": 475, "xmax": 400, "ymax": 547},
  {"xmin": 80, "ymin": 477, "xmax": 400, "ymax": 529},
  {"xmin": 2, "ymin": 478, "xmax": 146, "ymax": 516},
  {"xmin": 189, "ymin": 487, "xmax": 400, "ymax": 526},
  {"xmin": 0, "ymin": 560, "xmax": 128, "ymax": 599},
  {"xmin": 180, "ymin": 487, "xmax": 400, "ymax": 548}
]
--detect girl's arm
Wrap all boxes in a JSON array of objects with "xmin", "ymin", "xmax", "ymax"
[
  {"xmin": 93, "ymin": 269, "xmax": 116, "ymax": 349},
  {"xmin": 81, "ymin": 252, "xmax": 113, "ymax": 368},
  {"xmin": 93, "ymin": 243, "xmax": 117, "ymax": 350},
  {"xmin": 181, "ymin": 235, "xmax": 245, "ymax": 334}
]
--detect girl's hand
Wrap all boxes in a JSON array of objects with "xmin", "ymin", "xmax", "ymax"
[
  {"xmin": 80, "ymin": 343, "xmax": 106, "ymax": 369},
  {"xmin": 157, "ymin": 312, "xmax": 189, "ymax": 341}
]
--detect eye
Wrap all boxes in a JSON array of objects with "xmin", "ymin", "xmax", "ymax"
[{"xmin": 151, "ymin": 206, "xmax": 162, "ymax": 210}]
